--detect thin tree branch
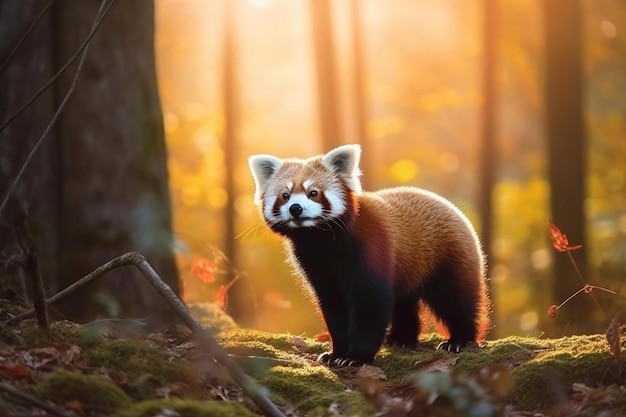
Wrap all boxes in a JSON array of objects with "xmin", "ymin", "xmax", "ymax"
[
  {"xmin": 0, "ymin": 0, "xmax": 115, "ymax": 134},
  {"xmin": 0, "ymin": 0, "xmax": 56, "ymax": 75},
  {"xmin": 13, "ymin": 218, "xmax": 49, "ymax": 329},
  {"xmin": 0, "ymin": 0, "xmax": 115, "ymax": 218},
  {"xmin": 5, "ymin": 252, "xmax": 285, "ymax": 417}
]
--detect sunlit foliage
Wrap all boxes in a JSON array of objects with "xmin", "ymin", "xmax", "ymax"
[{"xmin": 155, "ymin": 0, "xmax": 626, "ymax": 338}]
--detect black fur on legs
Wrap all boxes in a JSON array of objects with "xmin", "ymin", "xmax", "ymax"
[
  {"xmin": 386, "ymin": 292, "xmax": 419, "ymax": 347},
  {"xmin": 419, "ymin": 264, "xmax": 482, "ymax": 352},
  {"xmin": 290, "ymin": 228, "xmax": 394, "ymax": 367}
]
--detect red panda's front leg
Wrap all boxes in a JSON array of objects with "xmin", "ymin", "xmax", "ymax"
[{"xmin": 320, "ymin": 270, "xmax": 394, "ymax": 367}]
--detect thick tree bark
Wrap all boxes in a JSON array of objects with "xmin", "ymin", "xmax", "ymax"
[
  {"xmin": 542, "ymin": 0, "xmax": 591, "ymax": 333},
  {"xmin": 0, "ymin": 0, "xmax": 59, "ymax": 294},
  {"xmin": 0, "ymin": 0, "xmax": 179, "ymax": 321}
]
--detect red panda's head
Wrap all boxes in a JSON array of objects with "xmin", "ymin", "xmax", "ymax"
[{"xmin": 249, "ymin": 144, "xmax": 362, "ymax": 234}]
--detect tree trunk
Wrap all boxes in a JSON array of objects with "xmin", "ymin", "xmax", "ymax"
[
  {"xmin": 222, "ymin": 0, "xmax": 255, "ymax": 327},
  {"xmin": 0, "ymin": 0, "xmax": 179, "ymax": 321},
  {"xmin": 479, "ymin": 0, "xmax": 497, "ymax": 305},
  {"xmin": 310, "ymin": 0, "xmax": 342, "ymax": 151},
  {"xmin": 0, "ymin": 0, "xmax": 60, "ymax": 296},
  {"xmin": 349, "ymin": 0, "xmax": 371, "ymax": 189},
  {"xmin": 542, "ymin": 0, "xmax": 591, "ymax": 333}
]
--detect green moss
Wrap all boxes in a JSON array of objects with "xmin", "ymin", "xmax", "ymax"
[
  {"xmin": 32, "ymin": 369, "xmax": 130, "ymax": 410},
  {"xmin": 0, "ymin": 323, "xmax": 24, "ymax": 346},
  {"xmin": 19, "ymin": 320, "xmax": 99, "ymax": 348},
  {"xmin": 258, "ymin": 365, "xmax": 373, "ymax": 415},
  {"xmin": 114, "ymin": 399, "xmax": 258, "ymax": 417},
  {"xmin": 84, "ymin": 338, "xmax": 198, "ymax": 399},
  {"xmin": 218, "ymin": 328, "xmax": 329, "ymax": 376},
  {"xmin": 219, "ymin": 328, "xmax": 327, "ymax": 354},
  {"xmin": 454, "ymin": 336, "xmax": 539, "ymax": 373},
  {"xmin": 510, "ymin": 349, "xmax": 625, "ymax": 410}
]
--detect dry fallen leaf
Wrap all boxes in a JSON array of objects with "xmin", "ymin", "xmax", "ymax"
[
  {"xmin": 1, "ymin": 361, "xmax": 31, "ymax": 379},
  {"xmin": 413, "ymin": 354, "xmax": 459, "ymax": 372},
  {"xmin": 291, "ymin": 336, "xmax": 309, "ymax": 353},
  {"xmin": 355, "ymin": 364, "xmax": 387, "ymax": 381},
  {"xmin": 64, "ymin": 400, "xmax": 84, "ymax": 414}
]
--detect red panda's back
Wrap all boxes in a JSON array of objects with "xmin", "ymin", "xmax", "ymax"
[{"xmin": 358, "ymin": 186, "xmax": 486, "ymax": 292}]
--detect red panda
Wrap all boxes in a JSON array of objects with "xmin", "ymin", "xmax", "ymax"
[{"xmin": 249, "ymin": 144, "xmax": 490, "ymax": 367}]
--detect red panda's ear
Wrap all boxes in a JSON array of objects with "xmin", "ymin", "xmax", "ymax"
[
  {"xmin": 321, "ymin": 144, "xmax": 362, "ymax": 193},
  {"xmin": 249, "ymin": 154, "xmax": 283, "ymax": 205}
]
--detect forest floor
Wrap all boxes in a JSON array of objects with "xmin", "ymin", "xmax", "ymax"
[{"xmin": 1, "ymin": 300, "xmax": 626, "ymax": 417}]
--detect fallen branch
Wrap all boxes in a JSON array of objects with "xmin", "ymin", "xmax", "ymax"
[
  {"xmin": 0, "ymin": 381, "xmax": 71, "ymax": 417},
  {"xmin": 5, "ymin": 252, "xmax": 285, "ymax": 417}
]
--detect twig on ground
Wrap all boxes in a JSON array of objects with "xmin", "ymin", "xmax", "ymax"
[
  {"xmin": 0, "ymin": 381, "xmax": 71, "ymax": 417},
  {"xmin": 5, "ymin": 252, "xmax": 285, "ymax": 417}
]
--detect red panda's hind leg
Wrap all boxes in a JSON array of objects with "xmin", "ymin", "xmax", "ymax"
[{"xmin": 420, "ymin": 264, "xmax": 484, "ymax": 353}]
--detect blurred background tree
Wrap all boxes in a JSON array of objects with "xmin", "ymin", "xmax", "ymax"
[
  {"xmin": 543, "ymin": 0, "xmax": 593, "ymax": 333},
  {"xmin": 156, "ymin": 0, "xmax": 626, "ymax": 339},
  {"xmin": 0, "ymin": 0, "xmax": 179, "ymax": 321}
]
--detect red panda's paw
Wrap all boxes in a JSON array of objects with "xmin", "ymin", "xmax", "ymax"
[
  {"xmin": 317, "ymin": 352, "xmax": 364, "ymax": 368},
  {"xmin": 437, "ymin": 341, "xmax": 466, "ymax": 353},
  {"xmin": 317, "ymin": 352, "xmax": 334, "ymax": 364}
]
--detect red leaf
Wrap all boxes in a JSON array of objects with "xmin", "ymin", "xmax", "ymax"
[
  {"xmin": 215, "ymin": 284, "xmax": 228, "ymax": 310},
  {"xmin": 314, "ymin": 332, "xmax": 331, "ymax": 343},
  {"xmin": 548, "ymin": 221, "xmax": 582, "ymax": 252},
  {"xmin": 191, "ymin": 258, "xmax": 217, "ymax": 284},
  {"xmin": 547, "ymin": 304, "xmax": 559, "ymax": 318},
  {"xmin": 1, "ymin": 362, "xmax": 31, "ymax": 379}
]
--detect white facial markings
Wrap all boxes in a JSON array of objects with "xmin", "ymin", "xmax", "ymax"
[
  {"xmin": 263, "ymin": 192, "xmax": 279, "ymax": 222},
  {"xmin": 302, "ymin": 179, "xmax": 313, "ymax": 190},
  {"xmin": 324, "ymin": 186, "xmax": 347, "ymax": 216}
]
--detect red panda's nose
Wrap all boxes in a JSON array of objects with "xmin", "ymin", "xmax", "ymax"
[{"xmin": 289, "ymin": 204, "xmax": 303, "ymax": 218}]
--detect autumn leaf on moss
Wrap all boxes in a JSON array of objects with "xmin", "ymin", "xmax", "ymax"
[
  {"xmin": 548, "ymin": 220, "xmax": 582, "ymax": 252},
  {"xmin": 315, "ymin": 332, "xmax": 331, "ymax": 343},
  {"xmin": 191, "ymin": 258, "xmax": 218, "ymax": 284}
]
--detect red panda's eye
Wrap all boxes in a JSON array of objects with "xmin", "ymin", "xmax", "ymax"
[
  {"xmin": 281, "ymin": 192, "xmax": 290, "ymax": 201},
  {"xmin": 309, "ymin": 190, "xmax": 318, "ymax": 198}
]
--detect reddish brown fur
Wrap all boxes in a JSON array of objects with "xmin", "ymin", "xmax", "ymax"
[{"xmin": 355, "ymin": 188, "xmax": 490, "ymax": 341}]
